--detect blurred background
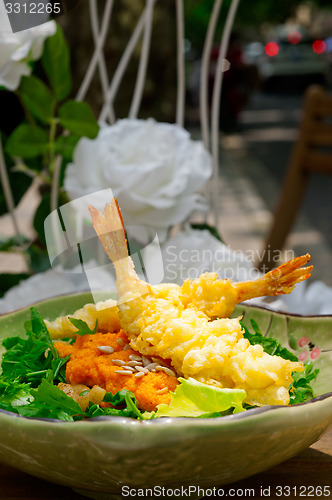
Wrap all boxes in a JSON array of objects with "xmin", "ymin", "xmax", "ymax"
[{"xmin": 1, "ymin": 0, "xmax": 332, "ymax": 302}]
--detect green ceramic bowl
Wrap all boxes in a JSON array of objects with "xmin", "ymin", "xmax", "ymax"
[{"xmin": 0, "ymin": 292, "xmax": 332, "ymax": 500}]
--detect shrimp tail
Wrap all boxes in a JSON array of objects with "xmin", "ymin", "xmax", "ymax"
[
  {"xmin": 89, "ymin": 199, "xmax": 147, "ymax": 298},
  {"xmin": 88, "ymin": 199, "xmax": 128, "ymax": 263},
  {"xmin": 234, "ymin": 253, "xmax": 313, "ymax": 303}
]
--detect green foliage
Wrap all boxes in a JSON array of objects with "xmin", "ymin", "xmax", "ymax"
[
  {"xmin": 68, "ymin": 317, "xmax": 98, "ymax": 336},
  {"xmin": 1, "ymin": 22, "xmax": 100, "ymax": 293},
  {"xmin": 55, "ymin": 135, "xmax": 80, "ymax": 160},
  {"xmin": 150, "ymin": 377, "xmax": 245, "ymax": 418},
  {"xmin": 184, "ymin": 0, "xmax": 331, "ymax": 51},
  {"xmin": 241, "ymin": 319, "xmax": 299, "ymax": 361},
  {"xmin": 0, "ymin": 234, "xmax": 29, "ymax": 252},
  {"xmin": 241, "ymin": 319, "xmax": 319, "ymax": 404},
  {"xmin": 290, "ymin": 363, "xmax": 320, "ymax": 405},
  {"xmin": 58, "ymin": 100, "xmax": 99, "ymax": 138},
  {"xmin": 191, "ymin": 222, "xmax": 224, "ymax": 243},
  {"xmin": 0, "ymin": 167, "xmax": 33, "ymax": 216},
  {"xmin": 25, "ymin": 244, "xmax": 52, "ymax": 274},
  {"xmin": 0, "ymin": 310, "xmax": 321, "ymax": 421},
  {"xmin": 0, "ymin": 308, "xmax": 145, "ymax": 420},
  {"xmin": 33, "ymin": 193, "xmax": 51, "ymax": 247},
  {"xmin": 41, "ymin": 23, "xmax": 72, "ymax": 101},
  {"xmin": 1, "ymin": 307, "xmax": 59, "ymax": 387},
  {"xmin": 0, "ymin": 273, "xmax": 30, "ymax": 298},
  {"xmin": 5, "ymin": 124, "xmax": 49, "ymax": 158},
  {"xmin": 19, "ymin": 75, "xmax": 55, "ymax": 124}
]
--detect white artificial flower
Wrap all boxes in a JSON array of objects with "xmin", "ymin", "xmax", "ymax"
[
  {"xmin": 64, "ymin": 118, "xmax": 213, "ymax": 244},
  {"xmin": 0, "ymin": 21, "xmax": 56, "ymax": 90},
  {"xmin": 159, "ymin": 225, "xmax": 260, "ymax": 285}
]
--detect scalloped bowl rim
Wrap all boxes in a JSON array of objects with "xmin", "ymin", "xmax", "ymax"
[{"xmin": 1, "ymin": 290, "xmax": 332, "ymax": 428}]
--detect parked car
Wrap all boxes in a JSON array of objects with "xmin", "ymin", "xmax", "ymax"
[{"xmin": 244, "ymin": 25, "xmax": 329, "ymax": 91}]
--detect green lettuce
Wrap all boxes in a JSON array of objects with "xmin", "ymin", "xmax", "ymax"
[{"xmin": 148, "ymin": 378, "xmax": 246, "ymax": 418}]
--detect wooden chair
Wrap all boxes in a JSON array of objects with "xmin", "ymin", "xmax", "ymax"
[{"xmin": 258, "ymin": 84, "xmax": 332, "ymax": 271}]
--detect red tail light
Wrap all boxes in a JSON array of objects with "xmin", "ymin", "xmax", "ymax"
[
  {"xmin": 288, "ymin": 31, "xmax": 302, "ymax": 44},
  {"xmin": 312, "ymin": 40, "xmax": 326, "ymax": 54},
  {"xmin": 265, "ymin": 42, "xmax": 279, "ymax": 57}
]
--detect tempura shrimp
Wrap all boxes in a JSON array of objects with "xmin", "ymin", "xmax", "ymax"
[
  {"xmin": 180, "ymin": 253, "xmax": 312, "ymax": 319},
  {"xmin": 89, "ymin": 199, "xmax": 309, "ymax": 407}
]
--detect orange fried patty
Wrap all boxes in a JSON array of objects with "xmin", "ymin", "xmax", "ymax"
[{"xmin": 54, "ymin": 330, "xmax": 178, "ymax": 411}]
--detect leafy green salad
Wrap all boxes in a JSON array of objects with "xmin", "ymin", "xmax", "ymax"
[{"xmin": 0, "ymin": 308, "xmax": 319, "ymax": 422}]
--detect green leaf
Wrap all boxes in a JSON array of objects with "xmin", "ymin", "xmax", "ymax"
[
  {"xmin": 0, "ymin": 234, "xmax": 29, "ymax": 251},
  {"xmin": 41, "ymin": 24, "xmax": 71, "ymax": 101},
  {"xmin": 19, "ymin": 75, "xmax": 55, "ymax": 124},
  {"xmin": 1, "ymin": 307, "xmax": 57, "ymax": 387},
  {"xmin": 30, "ymin": 307, "xmax": 53, "ymax": 347},
  {"xmin": 5, "ymin": 124, "xmax": 48, "ymax": 158},
  {"xmin": 151, "ymin": 378, "xmax": 246, "ymax": 418},
  {"xmin": 0, "ymin": 273, "xmax": 30, "ymax": 298},
  {"xmin": 32, "ymin": 193, "xmax": 51, "ymax": 247},
  {"xmin": 290, "ymin": 362, "xmax": 319, "ymax": 405},
  {"xmin": 190, "ymin": 223, "xmax": 224, "ymax": 243},
  {"xmin": 58, "ymin": 100, "xmax": 99, "ymax": 138},
  {"xmin": 0, "ymin": 134, "xmax": 33, "ymax": 215},
  {"xmin": 55, "ymin": 134, "xmax": 80, "ymax": 160},
  {"xmin": 240, "ymin": 319, "xmax": 319, "ymax": 404},
  {"xmin": 88, "ymin": 389, "xmax": 142, "ymax": 419},
  {"xmin": 30, "ymin": 379, "xmax": 82, "ymax": 416},
  {"xmin": 25, "ymin": 245, "xmax": 51, "ymax": 274},
  {"xmin": 241, "ymin": 319, "xmax": 299, "ymax": 362},
  {"xmin": 68, "ymin": 317, "xmax": 98, "ymax": 336}
]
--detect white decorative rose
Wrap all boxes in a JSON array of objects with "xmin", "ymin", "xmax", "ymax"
[
  {"xmin": 64, "ymin": 118, "xmax": 213, "ymax": 244},
  {"xmin": 160, "ymin": 225, "xmax": 260, "ymax": 285},
  {"xmin": 0, "ymin": 21, "xmax": 56, "ymax": 90}
]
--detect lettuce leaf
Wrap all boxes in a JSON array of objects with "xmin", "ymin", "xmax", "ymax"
[{"xmin": 149, "ymin": 378, "xmax": 246, "ymax": 418}]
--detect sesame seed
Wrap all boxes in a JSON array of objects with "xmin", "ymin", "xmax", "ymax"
[
  {"xmin": 127, "ymin": 360, "xmax": 143, "ymax": 367},
  {"xmin": 162, "ymin": 367, "xmax": 176, "ymax": 377},
  {"xmin": 134, "ymin": 372, "xmax": 145, "ymax": 378},
  {"xmin": 114, "ymin": 370, "xmax": 133, "ymax": 375},
  {"xmin": 142, "ymin": 356, "xmax": 151, "ymax": 367},
  {"xmin": 97, "ymin": 346, "xmax": 114, "ymax": 354},
  {"xmin": 145, "ymin": 362, "xmax": 159, "ymax": 371},
  {"xmin": 123, "ymin": 344, "xmax": 131, "ymax": 351},
  {"xmin": 123, "ymin": 365, "xmax": 136, "ymax": 372},
  {"xmin": 156, "ymin": 366, "xmax": 176, "ymax": 377},
  {"xmin": 112, "ymin": 359, "xmax": 126, "ymax": 366},
  {"xmin": 117, "ymin": 338, "xmax": 125, "ymax": 346},
  {"xmin": 129, "ymin": 354, "xmax": 142, "ymax": 362},
  {"xmin": 156, "ymin": 387, "xmax": 168, "ymax": 395},
  {"xmin": 135, "ymin": 366, "xmax": 149, "ymax": 373}
]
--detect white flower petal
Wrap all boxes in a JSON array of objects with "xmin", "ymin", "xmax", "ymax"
[
  {"xmin": 0, "ymin": 20, "xmax": 56, "ymax": 90},
  {"xmin": 0, "ymin": 60, "xmax": 31, "ymax": 90},
  {"xmin": 65, "ymin": 118, "xmax": 213, "ymax": 244}
]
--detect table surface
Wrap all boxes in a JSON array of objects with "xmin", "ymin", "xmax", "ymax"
[{"xmin": 1, "ymin": 427, "xmax": 331, "ymax": 500}]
